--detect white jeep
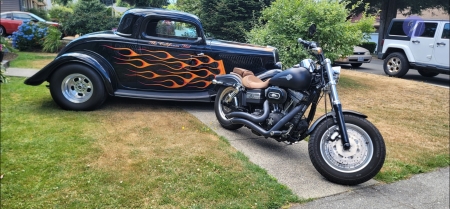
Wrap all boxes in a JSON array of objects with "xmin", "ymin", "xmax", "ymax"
[{"xmin": 379, "ymin": 18, "xmax": 449, "ymax": 77}]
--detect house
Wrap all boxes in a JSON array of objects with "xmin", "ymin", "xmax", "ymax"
[{"xmin": 0, "ymin": 0, "xmax": 53, "ymax": 13}]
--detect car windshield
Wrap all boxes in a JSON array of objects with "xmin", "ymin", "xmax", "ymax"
[{"xmin": 28, "ymin": 13, "xmax": 46, "ymax": 22}]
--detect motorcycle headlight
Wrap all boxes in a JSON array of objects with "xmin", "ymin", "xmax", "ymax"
[{"xmin": 332, "ymin": 66, "xmax": 341, "ymax": 83}]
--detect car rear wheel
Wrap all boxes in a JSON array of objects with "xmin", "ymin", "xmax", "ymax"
[
  {"xmin": 383, "ymin": 52, "xmax": 410, "ymax": 78},
  {"xmin": 0, "ymin": 26, "xmax": 6, "ymax": 37},
  {"xmin": 49, "ymin": 64, "xmax": 106, "ymax": 111},
  {"xmin": 350, "ymin": 63, "xmax": 362, "ymax": 68},
  {"xmin": 417, "ymin": 69, "xmax": 439, "ymax": 77}
]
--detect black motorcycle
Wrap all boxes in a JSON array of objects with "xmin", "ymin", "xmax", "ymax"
[{"xmin": 212, "ymin": 25, "xmax": 385, "ymax": 185}]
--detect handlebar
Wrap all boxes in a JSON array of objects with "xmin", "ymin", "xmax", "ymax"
[{"xmin": 298, "ymin": 38, "xmax": 317, "ymax": 49}]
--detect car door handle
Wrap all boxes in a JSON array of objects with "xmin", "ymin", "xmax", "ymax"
[
  {"xmin": 412, "ymin": 40, "xmax": 420, "ymax": 44},
  {"xmin": 437, "ymin": 42, "xmax": 446, "ymax": 46},
  {"xmin": 197, "ymin": 53, "xmax": 204, "ymax": 56}
]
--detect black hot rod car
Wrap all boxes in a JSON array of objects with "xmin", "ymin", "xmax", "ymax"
[{"xmin": 24, "ymin": 8, "xmax": 280, "ymax": 110}]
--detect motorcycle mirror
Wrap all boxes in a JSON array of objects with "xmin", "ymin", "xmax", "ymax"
[{"xmin": 308, "ymin": 24, "xmax": 316, "ymax": 37}]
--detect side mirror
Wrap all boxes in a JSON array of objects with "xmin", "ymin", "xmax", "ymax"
[{"xmin": 308, "ymin": 24, "xmax": 316, "ymax": 37}]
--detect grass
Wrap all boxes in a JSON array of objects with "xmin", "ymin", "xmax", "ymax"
[
  {"xmin": 1, "ymin": 77, "xmax": 301, "ymax": 208},
  {"xmin": 8, "ymin": 52, "xmax": 57, "ymax": 69},
  {"xmin": 336, "ymin": 70, "xmax": 449, "ymax": 182},
  {"xmin": 1, "ymin": 52, "xmax": 449, "ymax": 206}
]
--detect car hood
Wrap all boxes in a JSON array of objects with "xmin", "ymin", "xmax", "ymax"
[
  {"xmin": 354, "ymin": 46, "xmax": 369, "ymax": 53},
  {"xmin": 207, "ymin": 39, "xmax": 276, "ymax": 53}
]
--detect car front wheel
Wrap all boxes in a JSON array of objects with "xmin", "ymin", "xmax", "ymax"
[
  {"xmin": 49, "ymin": 64, "xmax": 106, "ymax": 111},
  {"xmin": 0, "ymin": 26, "xmax": 6, "ymax": 37},
  {"xmin": 383, "ymin": 52, "xmax": 410, "ymax": 78}
]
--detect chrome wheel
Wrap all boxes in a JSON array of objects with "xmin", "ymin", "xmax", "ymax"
[
  {"xmin": 61, "ymin": 73, "xmax": 93, "ymax": 103},
  {"xmin": 386, "ymin": 56, "xmax": 402, "ymax": 74},
  {"xmin": 320, "ymin": 124, "xmax": 374, "ymax": 173}
]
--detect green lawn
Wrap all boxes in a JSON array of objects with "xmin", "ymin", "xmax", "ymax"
[
  {"xmin": 1, "ymin": 77, "xmax": 301, "ymax": 208},
  {"xmin": 8, "ymin": 52, "xmax": 57, "ymax": 69}
]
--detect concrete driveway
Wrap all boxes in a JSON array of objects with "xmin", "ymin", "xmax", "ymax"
[{"xmin": 183, "ymin": 104, "xmax": 377, "ymax": 199}]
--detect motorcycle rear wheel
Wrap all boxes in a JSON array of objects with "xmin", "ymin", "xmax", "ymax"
[
  {"xmin": 308, "ymin": 114, "xmax": 385, "ymax": 185},
  {"xmin": 214, "ymin": 87, "xmax": 244, "ymax": 130}
]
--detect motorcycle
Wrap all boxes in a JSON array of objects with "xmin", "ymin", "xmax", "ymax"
[{"xmin": 212, "ymin": 24, "xmax": 385, "ymax": 185}]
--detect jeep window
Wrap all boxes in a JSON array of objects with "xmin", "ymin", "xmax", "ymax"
[
  {"xmin": 145, "ymin": 19, "xmax": 199, "ymax": 40},
  {"xmin": 414, "ymin": 22, "xmax": 438, "ymax": 38},
  {"xmin": 442, "ymin": 23, "xmax": 449, "ymax": 39},
  {"xmin": 389, "ymin": 21, "xmax": 408, "ymax": 36}
]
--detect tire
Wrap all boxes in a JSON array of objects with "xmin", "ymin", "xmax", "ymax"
[
  {"xmin": 214, "ymin": 87, "xmax": 244, "ymax": 130},
  {"xmin": 417, "ymin": 69, "xmax": 439, "ymax": 77},
  {"xmin": 0, "ymin": 26, "xmax": 6, "ymax": 37},
  {"xmin": 308, "ymin": 114, "xmax": 386, "ymax": 185},
  {"xmin": 49, "ymin": 64, "xmax": 107, "ymax": 111},
  {"xmin": 383, "ymin": 52, "xmax": 410, "ymax": 78},
  {"xmin": 350, "ymin": 63, "xmax": 362, "ymax": 68}
]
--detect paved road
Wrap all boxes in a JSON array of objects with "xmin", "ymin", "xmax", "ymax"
[{"xmin": 337, "ymin": 58, "xmax": 450, "ymax": 88}]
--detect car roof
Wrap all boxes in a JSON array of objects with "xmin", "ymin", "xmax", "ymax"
[
  {"xmin": 124, "ymin": 8, "xmax": 201, "ymax": 22},
  {"xmin": 1, "ymin": 11, "xmax": 31, "ymax": 14}
]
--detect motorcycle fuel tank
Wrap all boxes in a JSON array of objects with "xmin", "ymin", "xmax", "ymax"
[{"xmin": 269, "ymin": 67, "xmax": 312, "ymax": 91}]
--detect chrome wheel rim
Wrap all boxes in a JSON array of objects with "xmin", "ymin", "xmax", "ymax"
[
  {"xmin": 0, "ymin": 27, "xmax": 4, "ymax": 36},
  {"xmin": 320, "ymin": 124, "xmax": 373, "ymax": 173},
  {"xmin": 218, "ymin": 87, "xmax": 234, "ymax": 120},
  {"xmin": 386, "ymin": 57, "xmax": 401, "ymax": 74},
  {"xmin": 61, "ymin": 73, "xmax": 93, "ymax": 103}
]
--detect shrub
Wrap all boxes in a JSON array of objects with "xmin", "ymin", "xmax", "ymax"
[
  {"xmin": 247, "ymin": 0, "xmax": 375, "ymax": 67},
  {"xmin": 27, "ymin": 8, "xmax": 49, "ymax": 20},
  {"xmin": 43, "ymin": 26, "xmax": 62, "ymax": 53},
  {"xmin": 48, "ymin": 5, "xmax": 73, "ymax": 23},
  {"xmin": 61, "ymin": 0, "xmax": 120, "ymax": 36},
  {"xmin": 0, "ymin": 65, "xmax": 7, "ymax": 84},
  {"xmin": 10, "ymin": 22, "xmax": 48, "ymax": 51},
  {"xmin": 358, "ymin": 42, "xmax": 377, "ymax": 54}
]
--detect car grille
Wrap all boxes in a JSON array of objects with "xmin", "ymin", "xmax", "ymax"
[
  {"xmin": 219, "ymin": 54, "xmax": 264, "ymax": 74},
  {"xmin": 353, "ymin": 52, "xmax": 365, "ymax": 55}
]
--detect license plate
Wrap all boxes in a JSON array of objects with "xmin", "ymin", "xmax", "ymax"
[{"xmin": 357, "ymin": 57, "xmax": 364, "ymax": 62}]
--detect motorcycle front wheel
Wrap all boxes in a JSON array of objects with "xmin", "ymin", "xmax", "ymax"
[
  {"xmin": 214, "ymin": 87, "xmax": 244, "ymax": 130},
  {"xmin": 308, "ymin": 114, "xmax": 386, "ymax": 185}
]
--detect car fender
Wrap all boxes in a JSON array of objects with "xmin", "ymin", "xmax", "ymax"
[
  {"xmin": 306, "ymin": 110, "xmax": 368, "ymax": 135},
  {"xmin": 212, "ymin": 74, "xmax": 242, "ymax": 92},
  {"xmin": 382, "ymin": 44, "xmax": 415, "ymax": 62},
  {"xmin": 24, "ymin": 51, "xmax": 116, "ymax": 95}
]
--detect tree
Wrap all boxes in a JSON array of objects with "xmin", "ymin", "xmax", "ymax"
[
  {"xmin": 61, "ymin": 0, "xmax": 120, "ymax": 35},
  {"xmin": 345, "ymin": 0, "xmax": 450, "ymax": 54},
  {"xmin": 190, "ymin": 0, "xmax": 274, "ymax": 42},
  {"xmin": 121, "ymin": 0, "xmax": 169, "ymax": 7},
  {"xmin": 247, "ymin": 0, "xmax": 375, "ymax": 68},
  {"xmin": 52, "ymin": 0, "xmax": 72, "ymax": 6}
]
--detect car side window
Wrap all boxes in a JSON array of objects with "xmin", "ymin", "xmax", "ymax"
[
  {"xmin": 145, "ymin": 19, "xmax": 198, "ymax": 40},
  {"xmin": 442, "ymin": 23, "xmax": 449, "ymax": 39},
  {"xmin": 116, "ymin": 14, "xmax": 139, "ymax": 36},
  {"xmin": 414, "ymin": 22, "xmax": 438, "ymax": 38},
  {"xmin": 14, "ymin": 13, "xmax": 31, "ymax": 21},
  {"xmin": 3, "ymin": 13, "xmax": 12, "ymax": 19},
  {"xmin": 389, "ymin": 21, "xmax": 408, "ymax": 36}
]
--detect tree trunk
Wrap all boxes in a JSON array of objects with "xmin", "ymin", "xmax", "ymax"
[{"xmin": 377, "ymin": 0, "xmax": 397, "ymax": 56}]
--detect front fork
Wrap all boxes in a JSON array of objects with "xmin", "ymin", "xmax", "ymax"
[{"xmin": 324, "ymin": 59, "xmax": 351, "ymax": 150}]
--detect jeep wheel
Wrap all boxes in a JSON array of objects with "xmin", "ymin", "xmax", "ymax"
[
  {"xmin": 417, "ymin": 70, "xmax": 439, "ymax": 77},
  {"xmin": 384, "ymin": 52, "xmax": 410, "ymax": 78}
]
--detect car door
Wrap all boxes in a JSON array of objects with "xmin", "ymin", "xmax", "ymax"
[
  {"xmin": 2, "ymin": 12, "xmax": 22, "ymax": 34},
  {"xmin": 433, "ymin": 23, "xmax": 449, "ymax": 67},
  {"xmin": 135, "ymin": 17, "xmax": 215, "ymax": 91},
  {"xmin": 409, "ymin": 21, "xmax": 439, "ymax": 64}
]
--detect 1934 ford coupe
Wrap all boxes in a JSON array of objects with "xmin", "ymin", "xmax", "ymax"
[{"xmin": 24, "ymin": 8, "xmax": 280, "ymax": 110}]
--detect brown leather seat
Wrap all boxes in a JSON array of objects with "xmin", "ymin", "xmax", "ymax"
[
  {"xmin": 233, "ymin": 67, "xmax": 254, "ymax": 77},
  {"xmin": 242, "ymin": 75, "xmax": 270, "ymax": 89}
]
